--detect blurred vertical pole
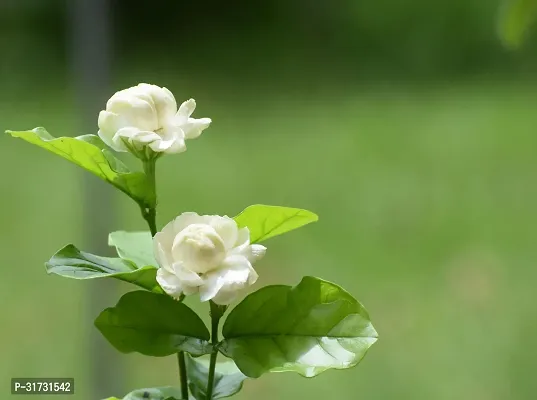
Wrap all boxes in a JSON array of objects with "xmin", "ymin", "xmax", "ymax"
[{"xmin": 69, "ymin": 0, "xmax": 123, "ymax": 398}]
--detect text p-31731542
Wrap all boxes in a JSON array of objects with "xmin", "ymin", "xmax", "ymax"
[{"xmin": 11, "ymin": 378, "xmax": 74, "ymax": 395}]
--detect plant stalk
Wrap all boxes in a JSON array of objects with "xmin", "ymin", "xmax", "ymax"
[
  {"xmin": 141, "ymin": 160, "xmax": 158, "ymax": 236},
  {"xmin": 141, "ymin": 159, "xmax": 189, "ymax": 400},
  {"xmin": 206, "ymin": 301, "xmax": 225, "ymax": 399},
  {"xmin": 177, "ymin": 352, "xmax": 188, "ymax": 400}
]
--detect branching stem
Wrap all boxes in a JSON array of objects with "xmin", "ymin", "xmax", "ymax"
[
  {"xmin": 206, "ymin": 301, "xmax": 225, "ymax": 399},
  {"xmin": 141, "ymin": 159, "xmax": 189, "ymax": 400}
]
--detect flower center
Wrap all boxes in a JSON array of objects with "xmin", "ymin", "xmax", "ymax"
[{"xmin": 171, "ymin": 224, "xmax": 226, "ymax": 274}]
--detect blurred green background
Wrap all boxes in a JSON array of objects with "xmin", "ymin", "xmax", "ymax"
[{"xmin": 2, "ymin": 0, "xmax": 537, "ymax": 399}]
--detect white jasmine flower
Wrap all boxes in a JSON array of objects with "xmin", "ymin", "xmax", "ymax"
[
  {"xmin": 98, "ymin": 83, "xmax": 211, "ymax": 157},
  {"xmin": 154, "ymin": 212, "xmax": 266, "ymax": 305}
]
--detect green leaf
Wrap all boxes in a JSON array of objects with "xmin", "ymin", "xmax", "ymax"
[
  {"xmin": 108, "ymin": 231, "xmax": 157, "ymax": 267},
  {"xmin": 46, "ymin": 244, "xmax": 162, "ymax": 293},
  {"xmin": 186, "ymin": 354, "xmax": 247, "ymax": 399},
  {"xmin": 103, "ymin": 386, "xmax": 183, "ymax": 400},
  {"xmin": 233, "ymin": 204, "xmax": 318, "ymax": 243},
  {"xmin": 220, "ymin": 276, "xmax": 378, "ymax": 378},
  {"xmin": 498, "ymin": 0, "xmax": 537, "ymax": 48},
  {"xmin": 95, "ymin": 291, "xmax": 211, "ymax": 357},
  {"xmin": 6, "ymin": 128, "xmax": 155, "ymax": 207}
]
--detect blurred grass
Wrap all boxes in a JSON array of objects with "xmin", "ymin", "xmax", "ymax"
[{"xmin": 2, "ymin": 80, "xmax": 537, "ymax": 399}]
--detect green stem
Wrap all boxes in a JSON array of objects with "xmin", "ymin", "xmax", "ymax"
[
  {"xmin": 141, "ymin": 160, "xmax": 158, "ymax": 236},
  {"xmin": 141, "ymin": 158, "xmax": 189, "ymax": 400},
  {"xmin": 206, "ymin": 349, "xmax": 218, "ymax": 399},
  {"xmin": 141, "ymin": 206, "xmax": 157, "ymax": 236},
  {"xmin": 177, "ymin": 352, "xmax": 189, "ymax": 400},
  {"xmin": 206, "ymin": 301, "xmax": 225, "ymax": 399}
]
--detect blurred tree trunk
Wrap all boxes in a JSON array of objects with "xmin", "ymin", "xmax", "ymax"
[{"xmin": 69, "ymin": 0, "xmax": 123, "ymax": 398}]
